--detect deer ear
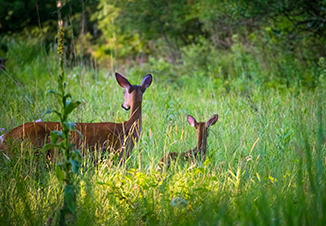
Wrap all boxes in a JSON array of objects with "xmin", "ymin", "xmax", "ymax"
[
  {"xmin": 187, "ymin": 115, "xmax": 197, "ymax": 128},
  {"xmin": 115, "ymin": 72, "xmax": 131, "ymax": 89},
  {"xmin": 206, "ymin": 114, "xmax": 218, "ymax": 127},
  {"xmin": 141, "ymin": 74, "xmax": 152, "ymax": 89}
]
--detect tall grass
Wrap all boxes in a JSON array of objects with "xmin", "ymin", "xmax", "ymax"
[{"xmin": 0, "ymin": 41, "xmax": 326, "ymax": 225}]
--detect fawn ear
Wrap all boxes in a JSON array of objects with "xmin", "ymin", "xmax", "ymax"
[
  {"xmin": 206, "ymin": 114, "xmax": 218, "ymax": 127},
  {"xmin": 115, "ymin": 72, "xmax": 131, "ymax": 89},
  {"xmin": 141, "ymin": 74, "xmax": 153, "ymax": 89},
  {"xmin": 187, "ymin": 115, "xmax": 198, "ymax": 128}
]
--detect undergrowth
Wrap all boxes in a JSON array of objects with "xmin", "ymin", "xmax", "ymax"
[{"xmin": 0, "ymin": 42, "xmax": 326, "ymax": 225}]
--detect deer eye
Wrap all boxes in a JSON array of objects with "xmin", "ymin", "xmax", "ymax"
[
  {"xmin": 140, "ymin": 88, "xmax": 146, "ymax": 93},
  {"xmin": 128, "ymin": 87, "xmax": 134, "ymax": 93}
]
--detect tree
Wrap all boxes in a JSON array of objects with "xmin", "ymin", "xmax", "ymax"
[{"xmin": 0, "ymin": 0, "xmax": 99, "ymax": 47}]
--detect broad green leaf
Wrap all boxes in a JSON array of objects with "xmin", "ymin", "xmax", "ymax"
[
  {"xmin": 52, "ymin": 110, "xmax": 62, "ymax": 118},
  {"xmin": 71, "ymin": 149, "xmax": 82, "ymax": 161},
  {"xmin": 64, "ymin": 121, "xmax": 76, "ymax": 131},
  {"xmin": 64, "ymin": 185, "xmax": 76, "ymax": 212},
  {"xmin": 50, "ymin": 131, "xmax": 63, "ymax": 144},
  {"xmin": 50, "ymin": 132, "xmax": 58, "ymax": 144},
  {"xmin": 64, "ymin": 101, "xmax": 81, "ymax": 115},
  {"xmin": 52, "ymin": 130, "xmax": 64, "ymax": 137},
  {"xmin": 56, "ymin": 165, "xmax": 64, "ymax": 182},
  {"xmin": 70, "ymin": 159, "xmax": 80, "ymax": 174},
  {"xmin": 43, "ymin": 143, "xmax": 62, "ymax": 151}
]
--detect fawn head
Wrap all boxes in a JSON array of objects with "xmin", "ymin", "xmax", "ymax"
[
  {"xmin": 187, "ymin": 114, "xmax": 218, "ymax": 148},
  {"xmin": 115, "ymin": 73, "xmax": 152, "ymax": 111}
]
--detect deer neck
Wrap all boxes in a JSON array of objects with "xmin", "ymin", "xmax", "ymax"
[
  {"xmin": 125, "ymin": 101, "xmax": 142, "ymax": 136},
  {"xmin": 196, "ymin": 130, "xmax": 208, "ymax": 155}
]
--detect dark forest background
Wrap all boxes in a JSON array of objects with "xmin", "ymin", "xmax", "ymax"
[{"xmin": 1, "ymin": 0, "xmax": 326, "ymax": 88}]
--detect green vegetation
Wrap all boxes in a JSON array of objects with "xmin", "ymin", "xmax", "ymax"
[
  {"xmin": 43, "ymin": 18, "xmax": 81, "ymax": 225},
  {"xmin": 1, "ymin": 41, "xmax": 326, "ymax": 225},
  {"xmin": 1, "ymin": 0, "xmax": 325, "ymax": 88},
  {"xmin": 1, "ymin": 0, "xmax": 326, "ymax": 225}
]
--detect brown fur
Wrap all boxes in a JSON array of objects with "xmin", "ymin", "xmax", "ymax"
[
  {"xmin": 0, "ymin": 73, "xmax": 152, "ymax": 164},
  {"xmin": 158, "ymin": 114, "xmax": 218, "ymax": 170}
]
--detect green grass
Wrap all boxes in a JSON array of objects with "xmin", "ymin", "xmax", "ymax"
[{"xmin": 0, "ymin": 42, "xmax": 326, "ymax": 225}]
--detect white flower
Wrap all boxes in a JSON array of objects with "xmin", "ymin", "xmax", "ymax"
[{"xmin": 35, "ymin": 119, "xmax": 42, "ymax": 122}]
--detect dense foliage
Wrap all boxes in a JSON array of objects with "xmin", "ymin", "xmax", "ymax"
[
  {"xmin": 1, "ymin": 0, "xmax": 326, "ymax": 86},
  {"xmin": 1, "ymin": 1, "xmax": 326, "ymax": 225}
]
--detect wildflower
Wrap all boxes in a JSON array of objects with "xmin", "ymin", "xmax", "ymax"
[
  {"xmin": 0, "ymin": 128, "xmax": 4, "ymax": 131},
  {"xmin": 225, "ymin": 80, "xmax": 229, "ymax": 84},
  {"xmin": 35, "ymin": 119, "xmax": 42, "ymax": 122}
]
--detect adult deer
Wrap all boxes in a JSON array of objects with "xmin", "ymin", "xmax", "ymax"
[
  {"xmin": 158, "ymin": 114, "xmax": 218, "ymax": 170},
  {"xmin": 0, "ymin": 73, "xmax": 152, "ymax": 164}
]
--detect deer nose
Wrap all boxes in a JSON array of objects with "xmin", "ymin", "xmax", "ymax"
[{"xmin": 121, "ymin": 104, "xmax": 130, "ymax": 111}]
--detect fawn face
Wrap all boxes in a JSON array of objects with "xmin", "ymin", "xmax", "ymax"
[
  {"xmin": 115, "ymin": 73, "xmax": 152, "ymax": 111},
  {"xmin": 187, "ymin": 114, "xmax": 218, "ymax": 137}
]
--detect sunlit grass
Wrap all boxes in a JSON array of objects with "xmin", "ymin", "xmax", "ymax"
[{"xmin": 0, "ymin": 42, "xmax": 326, "ymax": 225}]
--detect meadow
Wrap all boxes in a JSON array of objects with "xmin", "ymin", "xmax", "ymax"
[{"xmin": 0, "ymin": 41, "xmax": 326, "ymax": 226}]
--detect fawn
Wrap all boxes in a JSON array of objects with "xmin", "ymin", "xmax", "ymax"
[{"xmin": 158, "ymin": 114, "xmax": 218, "ymax": 170}]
